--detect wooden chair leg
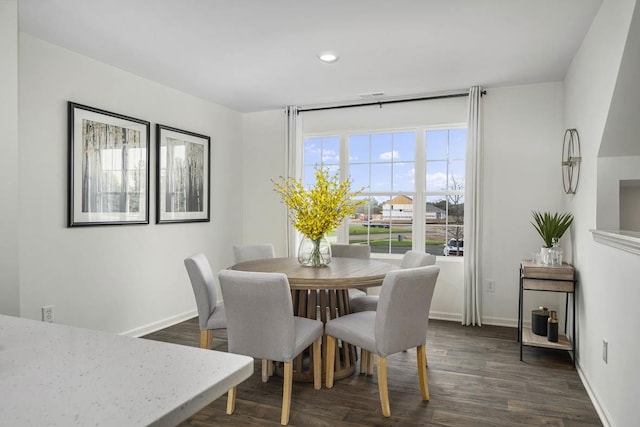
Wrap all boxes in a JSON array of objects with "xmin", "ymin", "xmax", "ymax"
[
  {"xmin": 326, "ymin": 336, "xmax": 336, "ymax": 388},
  {"xmin": 226, "ymin": 387, "xmax": 236, "ymax": 414},
  {"xmin": 417, "ymin": 345, "xmax": 430, "ymax": 401},
  {"xmin": 268, "ymin": 359, "xmax": 274, "ymax": 377},
  {"xmin": 262, "ymin": 359, "xmax": 270, "ymax": 382},
  {"xmin": 313, "ymin": 337, "xmax": 322, "ymax": 390},
  {"xmin": 360, "ymin": 349, "xmax": 369, "ymax": 374},
  {"xmin": 200, "ymin": 330, "xmax": 213, "ymax": 349},
  {"xmin": 377, "ymin": 356, "xmax": 391, "ymax": 417},
  {"xmin": 425, "ymin": 345, "xmax": 429, "ymax": 368},
  {"xmin": 281, "ymin": 361, "xmax": 293, "ymax": 425},
  {"xmin": 367, "ymin": 352, "xmax": 374, "ymax": 375}
]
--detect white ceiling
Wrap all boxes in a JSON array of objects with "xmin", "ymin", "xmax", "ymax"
[{"xmin": 18, "ymin": 0, "xmax": 602, "ymax": 113}]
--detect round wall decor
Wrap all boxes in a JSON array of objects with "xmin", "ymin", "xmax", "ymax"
[{"xmin": 562, "ymin": 128, "xmax": 581, "ymax": 194}]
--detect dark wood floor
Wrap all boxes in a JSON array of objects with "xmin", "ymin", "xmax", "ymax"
[{"xmin": 143, "ymin": 318, "xmax": 601, "ymax": 426}]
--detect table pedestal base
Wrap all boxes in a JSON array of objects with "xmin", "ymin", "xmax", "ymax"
[{"xmin": 284, "ymin": 289, "xmax": 358, "ymax": 382}]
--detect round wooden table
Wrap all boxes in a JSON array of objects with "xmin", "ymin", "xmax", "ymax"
[{"xmin": 230, "ymin": 257, "xmax": 397, "ymax": 382}]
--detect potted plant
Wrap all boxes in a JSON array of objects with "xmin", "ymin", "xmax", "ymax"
[{"xmin": 531, "ymin": 211, "xmax": 573, "ymax": 265}]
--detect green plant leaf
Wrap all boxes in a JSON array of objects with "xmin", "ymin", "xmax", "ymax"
[{"xmin": 531, "ymin": 211, "xmax": 574, "ymax": 247}]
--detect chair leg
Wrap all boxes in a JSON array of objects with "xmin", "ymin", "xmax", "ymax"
[
  {"xmin": 417, "ymin": 345, "xmax": 430, "ymax": 401},
  {"xmin": 367, "ymin": 352, "xmax": 374, "ymax": 375},
  {"xmin": 377, "ymin": 356, "xmax": 391, "ymax": 417},
  {"xmin": 360, "ymin": 349, "xmax": 368, "ymax": 374},
  {"xmin": 281, "ymin": 361, "xmax": 293, "ymax": 425},
  {"xmin": 262, "ymin": 359, "xmax": 273, "ymax": 382},
  {"xmin": 313, "ymin": 337, "xmax": 322, "ymax": 390},
  {"xmin": 226, "ymin": 387, "xmax": 236, "ymax": 415},
  {"xmin": 326, "ymin": 336, "xmax": 336, "ymax": 388},
  {"xmin": 425, "ymin": 345, "xmax": 429, "ymax": 368},
  {"xmin": 200, "ymin": 330, "xmax": 213, "ymax": 349}
]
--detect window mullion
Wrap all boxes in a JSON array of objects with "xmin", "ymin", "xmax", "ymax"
[
  {"xmin": 337, "ymin": 134, "xmax": 349, "ymax": 243},
  {"xmin": 414, "ymin": 128, "xmax": 426, "ymax": 250}
]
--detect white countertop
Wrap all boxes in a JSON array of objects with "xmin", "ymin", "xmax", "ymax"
[{"xmin": 0, "ymin": 315, "xmax": 253, "ymax": 426}]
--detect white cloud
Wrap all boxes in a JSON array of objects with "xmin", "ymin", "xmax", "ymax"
[
  {"xmin": 426, "ymin": 173, "xmax": 465, "ymax": 191},
  {"xmin": 322, "ymin": 149, "xmax": 339, "ymax": 162},
  {"xmin": 426, "ymin": 172, "xmax": 447, "ymax": 191},
  {"xmin": 379, "ymin": 150, "xmax": 399, "ymax": 160}
]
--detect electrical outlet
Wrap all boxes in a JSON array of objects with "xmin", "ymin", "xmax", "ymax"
[
  {"xmin": 602, "ymin": 339, "xmax": 608, "ymax": 364},
  {"xmin": 42, "ymin": 305, "xmax": 54, "ymax": 323},
  {"xmin": 486, "ymin": 280, "xmax": 495, "ymax": 293}
]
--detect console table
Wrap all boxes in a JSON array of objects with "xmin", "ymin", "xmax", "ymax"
[{"xmin": 518, "ymin": 260, "xmax": 576, "ymax": 362}]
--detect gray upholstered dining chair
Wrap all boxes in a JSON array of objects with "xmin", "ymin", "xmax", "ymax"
[
  {"xmin": 184, "ymin": 253, "xmax": 226, "ymax": 350},
  {"xmin": 325, "ymin": 265, "xmax": 440, "ymax": 418},
  {"xmin": 232, "ymin": 243, "xmax": 277, "ymax": 381},
  {"xmin": 350, "ymin": 250, "xmax": 437, "ymax": 373},
  {"xmin": 330, "ymin": 243, "xmax": 371, "ymax": 300},
  {"xmin": 233, "ymin": 243, "xmax": 276, "ymax": 263},
  {"xmin": 218, "ymin": 269, "xmax": 323, "ymax": 426},
  {"xmin": 350, "ymin": 250, "xmax": 436, "ymax": 313}
]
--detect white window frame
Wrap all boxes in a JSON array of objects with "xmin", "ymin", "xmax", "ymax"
[{"xmin": 302, "ymin": 122, "xmax": 466, "ymax": 258}]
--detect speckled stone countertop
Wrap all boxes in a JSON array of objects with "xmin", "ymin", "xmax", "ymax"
[{"xmin": 0, "ymin": 315, "xmax": 253, "ymax": 426}]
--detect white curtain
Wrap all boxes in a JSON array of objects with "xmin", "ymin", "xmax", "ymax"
[
  {"xmin": 462, "ymin": 87, "xmax": 483, "ymax": 326},
  {"xmin": 284, "ymin": 106, "xmax": 301, "ymax": 257}
]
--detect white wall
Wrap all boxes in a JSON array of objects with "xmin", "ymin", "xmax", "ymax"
[
  {"xmin": 0, "ymin": 0, "xmax": 20, "ymax": 316},
  {"xmin": 241, "ymin": 110, "xmax": 288, "ymax": 255},
  {"xmin": 619, "ymin": 179, "xmax": 640, "ymax": 231},
  {"xmin": 17, "ymin": 34, "xmax": 244, "ymax": 334},
  {"xmin": 301, "ymin": 97, "xmax": 467, "ymax": 132},
  {"xmin": 481, "ymin": 83, "xmax": 566, "ymax": 326},
  {"xmin": 597, "ymin": 155, "xmax": 640, "ymax": 230},
  {"xmin": 564, "ymin": 0, "xmax": 639, "ymax": 425}
]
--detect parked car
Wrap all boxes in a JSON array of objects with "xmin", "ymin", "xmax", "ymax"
[
  {"xmin": 361, "ymin": 221, "xmax": 390, "ymax": 229},
  {"xmin": 443, "ymin": 238, "xmax": 464, "ymax": 256}
]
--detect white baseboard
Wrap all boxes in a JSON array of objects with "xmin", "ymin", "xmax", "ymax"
[
  {"xmin": 429, "ymin": 311, "xmax": 461, "ymax": 322},
  {"xmin": 430, "ymin": 311, "xmax": 522, "ymax": 328},
  {"xmin": 120, "ymin": 309, "xmax": 197, "ymax": 337},
  {"xmin": 480, "ymin": 316, "xmax": 518, "ymax": 327},
  {"xmin": 576, "ymin": 361, "xmax": 613, "ymax": 427}
]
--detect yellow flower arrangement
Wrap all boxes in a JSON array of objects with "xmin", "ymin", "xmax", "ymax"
[{"xmin": 273, "ymin": 168, "xmax": 364, "ymax": 266}]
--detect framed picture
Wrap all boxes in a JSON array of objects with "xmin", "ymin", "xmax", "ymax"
[
  {"xmin": 68, "ymin": 102, "xmax": 150, "ymax": 227},
  {"xmin": 156, "ymin": 124, "xmax": 210, "ymax": 223}
]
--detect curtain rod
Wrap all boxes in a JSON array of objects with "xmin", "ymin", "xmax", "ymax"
[{"xmin": 297, "ymin": 89, "xmax": 486, "ymax": 113}]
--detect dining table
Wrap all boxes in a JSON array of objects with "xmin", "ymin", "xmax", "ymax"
[
  {"xmin": 0, "ymin": 314, "xmax": 253, "ymax": 427},
  {"xmin": 230, "ymin": 256, "xmax": 397, "ymax": 382}
]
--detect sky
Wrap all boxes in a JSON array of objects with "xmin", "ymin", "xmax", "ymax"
[{"xmin": 303, "ymin": 128, "xmax": 467, "ymax": 201}]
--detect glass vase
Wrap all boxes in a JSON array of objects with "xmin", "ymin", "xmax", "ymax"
[
  {"xmin": 297, "ymin": 235, "xmax": 332, "ymax": 267},
  {"xmin": 540, "ymin": 247, "xmax": 553, "ymax": 266},
  {"xmin": 550, "ymin": 237, "xmax": 563, "ymax": 265}
]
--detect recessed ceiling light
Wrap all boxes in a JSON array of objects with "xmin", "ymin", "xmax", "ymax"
[{"xmin": 317, "ymin": 51, "xmax": 339, "ymax": 63}]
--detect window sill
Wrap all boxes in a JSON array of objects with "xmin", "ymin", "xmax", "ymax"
[
  {"xmin": 370, "ymin": 253, "xmax": 464, "ymax": 262},
  {"xmin": 590, "ymin": 229, "xmax": 640, "ymax": 256}
]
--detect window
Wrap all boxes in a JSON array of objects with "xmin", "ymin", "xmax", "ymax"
[
  {"xmin": 303, "ymin": 125, "xmax": 466, "ymax": 256},
  {"xmin": 425, "ymin": 128, "xmax": 466, "ymax": 256},
  {"xmin": 348, "ymin": 131, "xmax": 416, "ymax": 254}
]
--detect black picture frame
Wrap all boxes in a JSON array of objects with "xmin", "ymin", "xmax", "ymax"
[
  {"xmin": 156, "ymin": 124, "xmax": 211, "ymax": 224},
  {"xmin": 68, "ymin": 102, "xmax": 150, "ymax": 227}
]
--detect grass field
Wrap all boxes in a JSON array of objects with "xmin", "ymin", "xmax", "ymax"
[{"xmin": 327, "ymin": 225, "xmax": 449, "ymax": 249}]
